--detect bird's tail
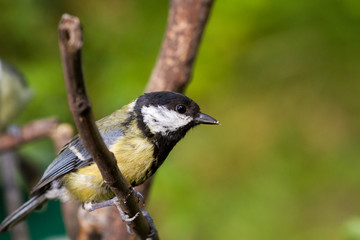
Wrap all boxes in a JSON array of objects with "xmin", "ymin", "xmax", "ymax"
[{"xmin": 0, "ymin": 194, "xmax": 47, "ymax": 233}]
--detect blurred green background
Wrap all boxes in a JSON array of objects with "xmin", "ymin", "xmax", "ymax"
[{"xmin": 1, "ymin": 0, "xmax": 360, "ymax": 239}]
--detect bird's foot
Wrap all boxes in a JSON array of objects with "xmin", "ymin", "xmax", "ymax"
[
  {"xmin": 113, "ymin": 201, "xmax": 141, "ymax": 223},
  {"xmin": 123, "ymin": 209, "xmax": 157, "ymax": 239},
  {"xmin": 83, "ymin": 188, "xmax": 144, "ymax": 212},
  {"xmin": 132, "ymin": 187, "xmax": 145, "ymax": 206},
  {"xmin": 84, "ymin": 197, "xmax": 141, "ymax": 222},
  {"xmin": 83, "ymin": 192, "xmax": 153, "ymax": 237},
  {"xmin": 141, "ymin": 209, "xmax": 157, "ymax": 240},
  {"xmin": 83, "ymin": 197, "xmax": 117, "ymax": 212}
]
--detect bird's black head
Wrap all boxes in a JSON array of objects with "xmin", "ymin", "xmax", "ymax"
[
  {"xmin": 134, "ymin": 91, "xmax": 219, "ymax": 172},
  {"xmin": 134, "ymin": 91, "xmax": 219, "ymax": 141}
]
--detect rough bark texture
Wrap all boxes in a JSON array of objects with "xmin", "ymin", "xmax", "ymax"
[{"xmin": 58, "ymin": 14, "xmax": 158, "ymax": 240}]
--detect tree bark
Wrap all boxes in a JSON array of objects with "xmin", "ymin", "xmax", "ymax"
[{"xmin": 58, "ymin": 14, "xmax": 158, "ymax": 240}]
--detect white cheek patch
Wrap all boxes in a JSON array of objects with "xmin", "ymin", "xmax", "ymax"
[{"xmin": 141, "ymin": 105, "xmax": 192, "ymax": 135}]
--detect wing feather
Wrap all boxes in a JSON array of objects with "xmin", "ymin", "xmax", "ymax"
[{"xmin": 30, "ymin": 129, "xmax": 124, "ymax": 195}]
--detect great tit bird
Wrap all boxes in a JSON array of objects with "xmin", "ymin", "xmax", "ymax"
[
  {"xmin": 0, "ymin": 91, "xmax": 219, "ymax": 232},
  {"xmin": 0, "ymin": 58, "xmax": 32, "ymax": 131}
]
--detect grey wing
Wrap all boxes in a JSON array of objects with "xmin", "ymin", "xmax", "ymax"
[{"xmin": 30, "ymin": 129, "xmax": 124, "ymax": 195}]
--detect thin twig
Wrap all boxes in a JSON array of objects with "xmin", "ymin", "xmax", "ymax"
[
  {"xmin": 0, "ymin": 118, "xmax": 59, "ymax": 152},
  {"xmin": 58, "ymin": 14, "xmax": 158, "ymax": 240}
]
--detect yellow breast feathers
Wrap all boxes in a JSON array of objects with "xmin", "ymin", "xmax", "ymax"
[{"xmin": 61, "ymin": 104, "xmax": 155, "ymax": 203}]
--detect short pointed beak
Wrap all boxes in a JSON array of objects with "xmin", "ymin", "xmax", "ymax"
[{"xmin": 195, "ymin": 113, "xmax": 220, "ymax": 125}]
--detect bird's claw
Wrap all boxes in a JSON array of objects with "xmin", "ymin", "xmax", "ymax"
[
  {"xmin": 83, "ymin": 194, "xmax": 154, "ymax": 238},
  {"xmin": 126, "ymin": 224, "xmax": 136, "ymax": 235},
  {"xmin": 142, "ymin": 209, "xmax": 157, "ymax": 240},
  {"xmin": 132, "ymin": 187, "xmax": 145, "ymax": 206},
  {"xmin": 123, "ymin": 209, "xmax": 157, "ymax": 239},
  {"xmin": 119, "ymin": 211, "xmax": 140, "ymax": 223}
]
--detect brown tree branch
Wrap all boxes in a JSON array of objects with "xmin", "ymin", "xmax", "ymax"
[
  {"xmin": 0, "ymin": 118, "xmax": 59, "ymax": 152},
  {"xmin": 58, "ymin": 14, "xmax": 158, "ymax": 240},
  {"xmin": 146, "ymin": 0, "xmax": 215, "ymax": 93}
]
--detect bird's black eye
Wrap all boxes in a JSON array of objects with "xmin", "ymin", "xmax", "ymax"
[{"xmin": 175, "ymin": 104, "xmax": 187, "ymax": 114}]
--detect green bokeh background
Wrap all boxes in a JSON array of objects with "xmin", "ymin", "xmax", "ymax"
[{"xmin": 1, "ymin": 0, "xmax": 360, "ymax": 239}]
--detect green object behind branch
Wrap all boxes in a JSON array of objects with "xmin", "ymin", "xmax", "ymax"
[{"xmin": 0, "ymin": 59, "xmax": 32, "ymax": 131}]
